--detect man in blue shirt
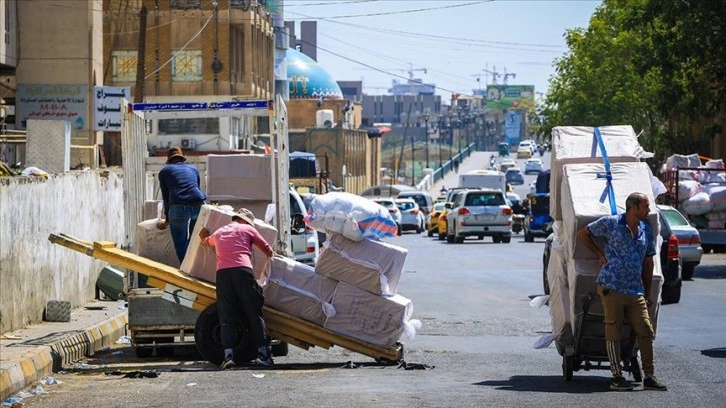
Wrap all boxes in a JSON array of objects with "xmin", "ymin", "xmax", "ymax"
[
  {"xmin": 157, "ymin": 146, "xmax": 207, "ymax": 263},
  {"xmin": 577, "ymin": 192, "xmax": 667, "ymax": 392}
]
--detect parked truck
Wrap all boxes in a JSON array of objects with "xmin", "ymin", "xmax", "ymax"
[
  {"xmin": 658, "ymin": 159, "xmax": 726, "ymax": 254},
  {"xmin": 458, "ymin": 169, "xmax": 506, "ymax": 192}
]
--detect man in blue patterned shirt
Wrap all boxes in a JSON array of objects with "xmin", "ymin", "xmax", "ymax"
[{"xmin": 577, "ymin": 192, "xmax": 667, "ymax": 392}]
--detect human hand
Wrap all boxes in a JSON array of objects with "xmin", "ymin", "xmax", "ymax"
[
  {"xmin": 198, "ymin": 227, "xmax": 210, "ymax": 240},
  {"xmin": 156, "ymin": 220, "xmax": 168, "ymax": 230},
  {"xmin": 598, "ymin": 254, "xmax": 606, "ymax": 266}
]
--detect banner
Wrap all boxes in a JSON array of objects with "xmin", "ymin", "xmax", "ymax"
[
  {"xmin": 504, "ymin": 111, "xmax": 521, "ymax": 146},
  {"xmin": 485, "ymin": 85, "xmax": 535, "ymax": 110}
]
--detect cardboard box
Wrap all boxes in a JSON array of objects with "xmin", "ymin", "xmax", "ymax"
[
  {"xmin": 206, "ymin": 154, "xmax": 272, "ymax": 201},
  {"xmin": 136, "ymin": 219, "xmax": 181, "ymax": 268},
  {"xmin": 181, "ymin": 205, "xmax": 277, "ymax": 283},
  {"xmin": 550, "ymin": 125, "xmax": 646, "ymax": 219},
  {"xmin": 262, "ymin": 257, "xmax": 338, "ymax": 326},
  {"xmin": 315, "ymin": 233, "xmax": 407, "ymax": 295},
  {"xmin": 560, "ymin": 162, "xmax": 659, "ymax": 260},
  {"xmin": 324, "ymin": 282, "xmax": 413, "ymax": 348}
]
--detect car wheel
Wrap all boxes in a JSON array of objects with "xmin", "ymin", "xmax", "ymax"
[
  {"xmin": 427, "ymin": 228, "xmax": 434, "ymax": 237},
  {"xmin": 455, "ymin": 235, "xmax": 464, "ymax": 244},
  {"xmin": 524, "ymin": 230, "xmax": 534, "ymax": 243},
  {"xmin": 562, "ymin": 355, "xmax": 574, "ymax": 382},
  {"xmin": 681, "ymin": 264, "xmax": 695, "ymax": 281},
  {"xmin": 492, "ymin": 236, "xmax": 501, "ymax": 244},
  {"xmin": 661, "ymin": 283, "xmax": 681, "ymax": 304},
  {"xmin": 478, "ymin": 235, "xmax": 483, "ymax": 240},
  {"xmin": 438, "ymin": 232, "xmax": 445, "ymax": 241},
  {"xmin": 397, "ymin": 224, "xmax": 402, "ymax": 236},
  {"xmin": 502, "ymin": 235, "xmax": 511, "ymax": 244},
  {"xmin": 446, "ymin": 233, "xmax": 455, "ymax": 243}
]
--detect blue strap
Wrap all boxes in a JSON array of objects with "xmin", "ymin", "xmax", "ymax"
[{"xmin": 593, "ymin": 127, "xmax": 617, "ymax": 215}]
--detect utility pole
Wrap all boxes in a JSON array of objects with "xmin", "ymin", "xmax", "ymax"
[
  {"xmin": 133, "ymin": 5, "xmax": 147, "ymax": 103},
  {"xmin": 398, "ymin": 103, "xmax": 413, "ymax": 184}
]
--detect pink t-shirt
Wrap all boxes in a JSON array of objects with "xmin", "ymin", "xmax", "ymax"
[{"xmin": 202, "ymin": 222, "xmax": 274, "ymax": 271}]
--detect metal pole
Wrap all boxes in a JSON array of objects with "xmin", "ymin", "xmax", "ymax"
[
  {"xmin": 411, "ymin": 130, "xmax": 415, "ymax": 185},
  {"xmin": 425, "ymin": 117, "xmax": 429, "ymax": 169}
]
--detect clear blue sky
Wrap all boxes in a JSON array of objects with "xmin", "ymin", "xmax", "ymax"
[{"xmin": 284, "ymin": 0, "xmax": 602, "ymax": 102}]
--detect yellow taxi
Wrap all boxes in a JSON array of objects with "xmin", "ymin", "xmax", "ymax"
[
  {"xmin": 426, "ymin": 202, "xmax": 447, "ymax": 237},
  {"xmin": 437, "ymin": 203, "xmax": 453, "ymax": 240}
]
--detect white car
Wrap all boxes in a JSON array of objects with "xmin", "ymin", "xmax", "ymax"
[
  {"xmin": 395, "ymin": 198, "xmax": 425, "ymax": 233},
  {"xmin": 524, "ymin": 158, "xmax": 544, "ymax": 174},
  {"xmin": 445, "ymin": 188, "xmax": 513, "ymax": 243},
  {"xmin": 290, "ymin": 189, "xmax": 319, "ymax": 265}
]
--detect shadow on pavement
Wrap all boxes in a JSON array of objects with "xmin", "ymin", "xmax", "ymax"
[
  {"xmin": 693, "ymin": 264, "xmax": 726, "ymax": 280},
  {"xmin": 701, "ymin": 348, "xmax": 726, "ymax": 358},
  {"xmin": 473, "ymin": 375, "xmax": 607, "ymax": 394}
]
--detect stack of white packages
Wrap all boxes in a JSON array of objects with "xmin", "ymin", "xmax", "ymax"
[
  {"xmin": 263, "ymin": 257, "xmax": 338, "ymax": 326},
  {"xmin": 663, "ymin": 154, "xmax": 726, "ymax": 229},
  {"xmin": 181, "ymin": 204, "xmax": 278, "ymax": 283},
  {"xmin": 545, "ymin": 126, "xmax": 663, "ymax": 355},
  {"xmin": 316, "ymin": 232, "xmax": 417, "ymax": 348},
  {"xmin": 550, "ymin": 125, "xmax": 651, "ymax": 220}
]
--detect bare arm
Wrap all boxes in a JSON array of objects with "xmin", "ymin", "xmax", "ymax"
[
  {"xmin": 642, "ymin": 256, "xmax": 654, "ymax": 305},
  {"xmin": 577, "ymin": 227, "xmax": 606, "ymax": 265}
]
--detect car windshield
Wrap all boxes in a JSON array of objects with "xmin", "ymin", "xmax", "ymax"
[
  {"xmin": 465, "ymin": 193, "xmax": 505, "ymax": 206},
  {"xmin": 661, "ymin": 207, "xmax": 689, "ymax": 226}
]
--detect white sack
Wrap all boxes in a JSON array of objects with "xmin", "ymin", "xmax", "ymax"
[
  {"xmin": 136, "ymin": 218, "xmax": 181, "ymax": 268},
  {"xmin": 677, "ymin": 180, "xmax": 702, "ymax": 202},
  {"xmin": 682, "ymin": 191, "xmax": 713, "ymax": 216},
  {"xmin": 707, "ymin": 185, "xmax": 726, "ymax": 212},
  {"xmin": 304, "ymin": 192, "xmax": 397, "ymax": 241}
]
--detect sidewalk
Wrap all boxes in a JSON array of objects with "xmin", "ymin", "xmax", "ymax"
[
  {"xmin": 0, "ymin": 299, "xmax": 128, "ymax": 401},
  {"xmin": 428, "ymin": 151, "xmax": 489, "ymax": 196}
]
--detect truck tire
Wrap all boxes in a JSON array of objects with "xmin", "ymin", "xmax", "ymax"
[
  {"xmin": 194, "ymin": 303, "xmax": 254, "ymax": 366},
  {"xmin": 661, "ymin": 283, "xmax": 681, "ymax": 304}
]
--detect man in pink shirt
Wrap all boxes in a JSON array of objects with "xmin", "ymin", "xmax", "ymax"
[{"xmin": 199, "ymin": 208, "xmax": 275, "ymax": 369}]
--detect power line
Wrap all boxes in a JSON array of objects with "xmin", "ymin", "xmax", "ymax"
[{"xmin": 145, "ymin": 12, "xmax": 215, "ymax": 80}]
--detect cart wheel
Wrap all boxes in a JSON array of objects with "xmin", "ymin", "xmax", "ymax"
[
  {"xmin": 562, "ymin": 355, "xmax": 574, "ymax": 381},
  {"xmin": 271, "ymin": 340, "xmax": 289, "ymax": 357},
  {"xmin": 630, "ymin": 356, "xmax": 642, "ymax": 382},
  {"xmin": 194, "ymin": 303, "xmax": 254, "ymax": 366},
  {"xmin": 157, "ymin": 337, "xmax": 176, "ymax": 357},
  {"xmin": 134, "ymin": 344, "xmax": 153, "ymax": 358}
]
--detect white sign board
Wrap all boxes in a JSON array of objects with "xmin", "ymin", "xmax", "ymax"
[
  {"xmin": 94, "ymin": 86, "xmax": 129, "ymax": 131},
  {"xmin": 17, "ymin": 84, "xmax": 89, "ymax": 130}
]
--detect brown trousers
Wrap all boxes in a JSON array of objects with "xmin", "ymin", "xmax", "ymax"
[{"xmin": 597, "ymin": 285, "xmax": 656, "ymax": 377}]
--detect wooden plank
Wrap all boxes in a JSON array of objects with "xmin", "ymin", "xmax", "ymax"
[
  {"xmin": 265, "ymin": 320, "xmax": 332, "ymax": 350},
  {"xmin": 267, "ymin": 329, "xmax": 311, "ymax": 351}
]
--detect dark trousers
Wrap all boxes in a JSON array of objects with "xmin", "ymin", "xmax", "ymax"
[{"xmin": 216, "ymin": 267, "xmax": 267, "ymax": 353}]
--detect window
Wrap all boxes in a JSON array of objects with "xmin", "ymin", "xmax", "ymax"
[
  {"xmin": 111, "ymin": 51, "xmax": 137, "ymax": 83},
  {"xmin": 466, "ymin": 193, "xmax": 504, "ymax": 206},
  {"xmin": 661, "ymin": 208, "xmax": 689, "ymax": 227},
  {"xmin": 171, "ymin": 50, "xmax": 203, "ymax": 82},
  {"xmin": 170, "ymin": 0, "xmax": 201, "ymax": 10},
  {"xmin": 158, "ymin": 118, "xmax": 220, "ymax": 135}
]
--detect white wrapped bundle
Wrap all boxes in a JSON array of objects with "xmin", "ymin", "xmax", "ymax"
[
  {"xmin": 705, "ymin": 211, "xmax": 726, "ymax": 221},
  {"xmin": 708, "ymin": 185, "xmax": 726, "ymax": 212},
  {"xmin": 705, "ymin": 159, "xmax": 725, "ymax": 169},
  {"xmin": 324, "ymin": 282, "xmax": 420, "ymax": 348},
  {"xmin": 136, "ymin": 219, "xmax": 181, "ymax": 268},
  {"xmin": 316, "ymin": 233, "xmax": 407, "ymax": 296},
  {"xmin": 304, "ymin": 192, "xmax": 397, "ymax": 241},
  {"xmin": 677, "ymin": 180, "xmax": 703, "ymax": 202},
  {"xmin": 666, "ymin": 153, "xmax": 701, "ymax": 170},
  {"xmin": 682, "ymin": 191, "xmax": 713, "ymax": 215}
]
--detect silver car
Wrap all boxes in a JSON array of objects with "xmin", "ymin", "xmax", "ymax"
[
  {"xmin": 445, "ymin": 189, "xmax": 513, "ymax": 243},
  {"xmin": 658, "ymin": 204, "xmax": 703, "ymax": 280}
]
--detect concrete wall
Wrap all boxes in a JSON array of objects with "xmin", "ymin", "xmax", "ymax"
[{"xmin": 0, "ymin": 171, "xmax": 125, "ymax": 334}]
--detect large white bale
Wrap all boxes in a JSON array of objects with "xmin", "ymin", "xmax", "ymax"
[
  {"xmin": 550, "ymin": 125, "xmax": 649, "ymax": 219},
  {"xmin": 560, "ymin": 162, "xmax": 659, "ymax": 260}
]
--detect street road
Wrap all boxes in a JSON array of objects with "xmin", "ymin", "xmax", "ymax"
[{"xmin": 27, "ymin": 155, "xmax": 726, "ymax": 407}]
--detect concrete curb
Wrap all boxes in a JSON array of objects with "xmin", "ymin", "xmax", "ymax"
[{"xmin": 0, "ymin": 313, "xmax": 128, "ymax": 401}]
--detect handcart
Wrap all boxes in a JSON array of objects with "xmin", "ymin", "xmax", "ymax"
[
  {"xmin": 48, "ymin": 233, "xmax": 404, "ymax": 366},
  {"xmin": 562, "ymin": 293, "xmax": 642, "ymax": 382}
]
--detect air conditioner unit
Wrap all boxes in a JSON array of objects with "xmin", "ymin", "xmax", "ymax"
[
  {"xmin": 181, "ymin": 139, "xmax": 196, "ymax": 149},
  {"xmin": 316, "ymin": 110, "xmax": 334, "ymax": 128}
]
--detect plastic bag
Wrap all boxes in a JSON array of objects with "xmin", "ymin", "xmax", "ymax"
[{"xmin": 304, "ymin": 192, "xmax": 397, "ymax": 241}]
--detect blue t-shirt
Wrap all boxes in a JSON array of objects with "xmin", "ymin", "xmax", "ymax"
[
  {"xmin": 159, "ymin": 162, "xmax": 207, "ymax": 219},
  {"xmin": 586, "ymin": 213, "xmax": 656, "ymax": 295}
]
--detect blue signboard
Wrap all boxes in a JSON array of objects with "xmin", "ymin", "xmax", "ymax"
[
  {"xmin": 130, "ymin": 100, "xmax": 270, "ymax": 112},
  {"xmin": 504, "ymin": 111, "xmax": 521, "ymax": 145}
]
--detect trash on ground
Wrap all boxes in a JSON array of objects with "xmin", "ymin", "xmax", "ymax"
[
  {"xmin": 186, "ymin": 383, "xmax": 197, "ymax": 387},
  {"xmin": 111, "ymin": 350, "xmax": 124, "ymax": 356},
  {"xmin": 397, "ymin": 361, "xmax": 435, "ymax": 370},
  {"xmin": 341, "ymin": 361, "xmax": 359, "ymax": 369},
  {"xmin": 533, "ymin": 333, "xmax": 556, "ymax": 349},
  {"xmin": 116, "ymin": 335, "xmax": 131, "ymax": 344},
  {"xmin": 251, "ymin": 374, "xmax": 265, "ymax": 378}
]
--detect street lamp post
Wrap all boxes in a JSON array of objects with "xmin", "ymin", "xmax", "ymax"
[
  {"xmin": 437, "ymin": 115, "xmax": 443, "ymax": 169},
  {"xmin": 411, "ymin": 126, "xmax": 415, "ymax": 185},
  {"xmin": 456, "ymin": 107, "xmax": 462, "ymax": 156},
  {"xmin": 423, "ymin": 112, "xmax": 429, "ymax": 170},
  {"xmin": 447, "ymin": 113, "xmax": 453, "ymax": 164}
]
